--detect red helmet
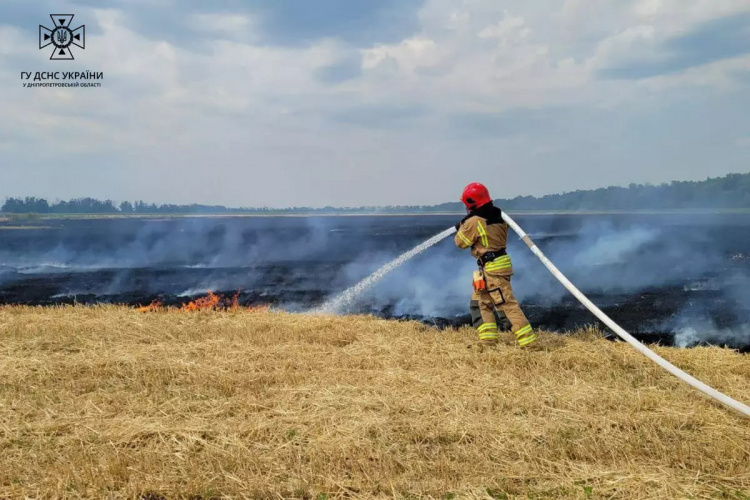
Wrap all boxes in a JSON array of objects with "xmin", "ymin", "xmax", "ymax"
[{"xmin": 460, "ymin": 182, "xmax": 492, "ymax": 211}]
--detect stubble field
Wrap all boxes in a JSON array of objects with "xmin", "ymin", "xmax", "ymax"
[{"xmin": 0, "ymin": 306, "xmax": 748, "ymax": 499}]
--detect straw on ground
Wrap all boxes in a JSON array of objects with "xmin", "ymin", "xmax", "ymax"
[{"xmin": 0, "ymin": 305, "xmax": 748, "ymax": 499}]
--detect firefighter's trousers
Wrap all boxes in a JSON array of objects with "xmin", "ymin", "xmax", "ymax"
[{"xmin": 470, "ymin": 274, "xmax": 536, "ymax": 346}]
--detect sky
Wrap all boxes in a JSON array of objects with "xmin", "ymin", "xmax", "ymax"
[{"xmin": 0, "ymin": 0, "xmax": 749, "ymax": 208}]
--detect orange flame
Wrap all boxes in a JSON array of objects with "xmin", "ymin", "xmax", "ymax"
[
  {"xmin": 182, "ymin": 291, "xmax": 221, "ymax": 311},
  {"xmin": 230, "ymin": 290, "xmax": 241, "ymax": 311},
  {"xmin": 138, "ymin": 300, "xmax": 162, "ymax": 313},
  {"xmin": 135, "ymin": 290, "xmax": 269, "ymax": 313}
]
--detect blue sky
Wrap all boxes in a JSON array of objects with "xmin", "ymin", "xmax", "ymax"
[{"xmin": 1, "ymin": 0, "xmax": 749, "ymax": 207}]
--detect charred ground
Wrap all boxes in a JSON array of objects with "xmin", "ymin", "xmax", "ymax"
[{"xmin": 1, "ymin": 213, "xmax": 748, "ymax": 350}]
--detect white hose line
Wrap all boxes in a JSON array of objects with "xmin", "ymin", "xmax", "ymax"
[{"xmin": 502, "ymin": 212, "xmax": 750, "ymax": 418}]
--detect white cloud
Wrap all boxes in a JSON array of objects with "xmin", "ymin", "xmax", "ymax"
[
  {"xmin": 0, "ymin": 0, "xmax": 749, "ymax": 206},
  {"xmin": 636, "ymin": 55, "xmax": 750, "ymax": 92},
  {"xmin": 631, "ymin": 0, "xmax": 750, "ymax": 25},
  {"xmin": 586, "ymin": 25, "xmax": 658, "ymax": 72},
  {"xmin": 190, "ymin": 13, "xmax": 255, "ymax": 35},
  {"xmin": 359, "ymin": 3, "xmax": 592, "ymax": 113},
  {"xmin": 478, "ymin": 14, "xmax": 532, "ymax": 43},
  {"xmin": 584, "ymin": 0, "xmax": 750, "ymax": 83}
]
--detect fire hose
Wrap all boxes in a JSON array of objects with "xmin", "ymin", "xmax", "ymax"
[
  {"xmin": 500, "ymin": 212, "xmax": 750, "ymax": 418},
  {"xmin": 319, "ymin": 213, "xmax": 749, "ymax": 416}
]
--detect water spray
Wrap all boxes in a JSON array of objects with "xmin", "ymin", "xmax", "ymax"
[
  {"xmin": 315, "ymin": 213, "xmax": 750, "ymax": 417},
  {"xmin": 314, "ymin": 226, "xmax": 457, "ymax": 314}
]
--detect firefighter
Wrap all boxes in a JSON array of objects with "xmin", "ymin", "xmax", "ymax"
[{"xmin": 454, "ymin": 182, "xmax": 536, "ymax": 347}]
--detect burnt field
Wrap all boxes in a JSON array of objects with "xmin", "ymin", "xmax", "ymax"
[{"xmin": 1, "ymin": 213, "xmax": 749, "ymax": 350}]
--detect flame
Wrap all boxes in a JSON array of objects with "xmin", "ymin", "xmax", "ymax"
[
  {"xmin": 135, "ymin": 290, "xmax": 269, "ymax": 313},
  {"xmin": 230, "ymin": 290, "xmax": 241, "ymax": 311},
  {"xmin": 182, "ymin": 291, "xmax": 221, "ymax": 311},
  {"xmin": 138, "ymin": 300, "xmax": 162, "ymax": 313}
]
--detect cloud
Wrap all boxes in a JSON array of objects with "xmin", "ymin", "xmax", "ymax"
[
  {"xmin": 598, "ymin": 12, "xmax": 750, "ymax": 79},
  {"xmin": 0, "ymin": 0, "xmax": 749, "ymax": 207},
  {"xmin": 666, "ymin": 12, "xmax": 750, "ymax": 67},
  {"xmin": 246, "ymin": 0, "xmax": 424, "ymax": 46},
  {"xmin": 477, "ymin": 13, "xmax": 532, "ymax": 43},
  {"xmin": 189, "ymin": 12, "xmax": 257, "ymax": 42},
  {"xmin": 358, "ymin": 6, "xmax": 591, "ymax": 115},
  {"xmin": 332, "ymin": 104, "xmax": 429, "ymax": 128},
  {"xmin": 448, "ymin": 108, "xmax": 571, "ymax": 137},
  {"xmin": 314, "ymin": 54, "xmax": 362, "ymax": 84}
]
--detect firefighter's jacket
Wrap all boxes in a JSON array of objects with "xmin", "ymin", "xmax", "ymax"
[{"xmin": 454, "ymin": 204, "xmax": 513, "ymax": 276}]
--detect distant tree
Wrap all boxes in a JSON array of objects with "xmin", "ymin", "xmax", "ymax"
[
  {"xmin": 2, "ymin": 172, "xmax": 749, "ymax": 214},
  {"xmin": 1, "ymin": 197, "xmax": 50, "ymax": 213},
  {"xmin": 1, "ymin": 198, "xmax": 23, "ymax": 213}
]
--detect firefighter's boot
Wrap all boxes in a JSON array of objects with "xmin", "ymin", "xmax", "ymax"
[
  {"xmin": 514, "ymin": 324, "xmax": 537, "ymax": 347},
  {"xmin": 470, "ymin": 296, "xmax": 500, "ymax": 350},
  {"xmin": 477, "ymin": 322, "xmax": 499, "ymax": 345}
]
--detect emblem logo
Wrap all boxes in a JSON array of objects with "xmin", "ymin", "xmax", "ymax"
[{"xmin": 39, "ymin": 14, "xmax": 85, "ymax": 60}]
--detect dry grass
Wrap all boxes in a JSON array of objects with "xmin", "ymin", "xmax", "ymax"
[{"xmin": 0, "ymin": 306, "xmax": 748, "ymax": 499}]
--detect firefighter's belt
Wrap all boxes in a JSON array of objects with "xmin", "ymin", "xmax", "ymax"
[{"xmin": 477, "ymin": 248, "xmax": 507, "ymax": 267}]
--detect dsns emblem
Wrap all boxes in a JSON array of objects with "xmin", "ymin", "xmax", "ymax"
[{"xmin": 39, "ymin": 14, "xmax": 85, "ymax": 60}]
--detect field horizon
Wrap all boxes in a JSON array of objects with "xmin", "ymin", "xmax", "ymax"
[
  {"xmin": 0, "ymin": 306, "xmax": 748, "ymax": 499},
  {"xmin": 4, "ymin": 208, "xmax": 750, "ymax": 224}
]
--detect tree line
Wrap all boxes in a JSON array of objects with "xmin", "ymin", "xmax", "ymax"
[
  {"xmin": 0, "ymin": 198, "xmax": 248, "ymax": 214},
  {"xmin": 2, "ymin": 172, "xmax": 749, "ymax": 214}
]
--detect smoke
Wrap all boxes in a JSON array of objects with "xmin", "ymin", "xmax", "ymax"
[
  {"xmin": 660, "ymin": 301, "xmax": 750, "ymax": 349},
  {"xmin": 0, "ymin": 265, "xmax": 14, "ymax": 285},
  {"xmin": 326, "ymin": 213, "xmax": 749, "ymax": 347},
  {"xmin": 335, "ymin": 218, "xmax": 677, "ymax": 313},
  {"xmin": 673, "ymin": 324, "xmax": 750, "ymax": 349},
  {"xmin": 0, "ymin": 217, "xmax": 353, "ymax": 300},
  {"xmin": 573, "ymin": 226, "xmax": 657, "ymax": 266},
  {"xmin": 0, "ymin": 213, "xmax": 748, "ymax": 347},
  {"xmin": 511, "ymin": 217, "xmax": 728, "ymax": 301},
  {"xmin": 674, "ymin": 269, "xmax": 750, "ymax": 348},
  {"xmin": 0, "ymin": 217, "xmax": 342, "ymax": 271}
]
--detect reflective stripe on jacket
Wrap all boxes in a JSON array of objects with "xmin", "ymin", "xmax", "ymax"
[{"xmin": 454, "ymin": 207, "xmax": 513, "ymax": 276}]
